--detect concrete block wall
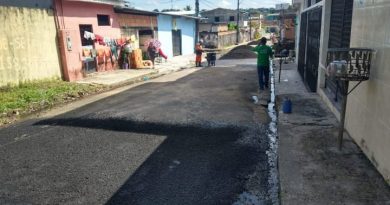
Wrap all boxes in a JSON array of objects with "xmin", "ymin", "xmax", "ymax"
[
  {"xmin": 0, "ymin": 6, "xmax": 62, "ymax": 87},
  {"xmin": 345, "ymin": 0, "xmax": 390, "ymax": 183}
]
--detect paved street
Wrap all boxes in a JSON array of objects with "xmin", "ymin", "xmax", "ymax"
[{"xmin": 0, "ymin": 60, "xmax": 276, "ymax": 205}]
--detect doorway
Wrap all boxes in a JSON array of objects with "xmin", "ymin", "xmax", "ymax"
[
  {"xmin": 297, "ymin": 7, "xmax": 322, "ymax": 92},
  {"xmin": 172, "ymin": 30, "xmax": 182, "ymax": 56},
  {"xmin": 79, "ymin": 24, "xmax": 96, "ymax": 73}
]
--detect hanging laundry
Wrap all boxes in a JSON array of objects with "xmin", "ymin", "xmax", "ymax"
[
  {"xmin": 103, "ymin": 37, "xmax": 111, "ymax": 46},
  {"xmin": 84, "ymin": 31, "xmax": 95, "ymax": 40},
  {"xmin": 95, "ymin": 34, "xmax": 105, "ymax": 45}
]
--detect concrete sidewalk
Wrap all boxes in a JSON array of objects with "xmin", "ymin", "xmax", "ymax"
[
  {"xmin": 77, "ymin": 54, "xmax": 199, "ymax": 86},
  {"xmin": 275, "ymin": 63, "xmax": 390, "ymax": 205}
]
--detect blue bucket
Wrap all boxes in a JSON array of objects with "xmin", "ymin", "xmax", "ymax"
[{"xmin": 282, "ymin": 98, "xmax": 292, "ymax": 113}]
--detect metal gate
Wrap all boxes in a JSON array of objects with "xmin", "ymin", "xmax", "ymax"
[
  {"xmin": 325, "ymin": 0, "xmax": 354, "ymax": 110},
  {"xmin": 172, "ymin": 30, "xmax": 182, "ymax": 56},
  {"xmin": 297, "ymin": 7, "xmax": 322, "ymax": 92},
  {"xmin": 297, "ymin": 12, "xmax": 307, "ymax": 80},
  {"xmin": 305, "ymin": 7, "xmax": 322, "ymax": 92}
]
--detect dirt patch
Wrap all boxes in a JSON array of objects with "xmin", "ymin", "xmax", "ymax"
[{"xmin": 220, "ymin": 45, "xmax": 257, "ymax": 60}]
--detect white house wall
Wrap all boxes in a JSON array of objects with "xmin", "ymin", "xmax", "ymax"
[
  {"xmin": 157, "ymin": 14, "xmax": 195, "ymax": 58},
  {"xmin": 157, "ymin": 15, "xmax": 174, "ymax": 58},
  {"xmin": 344, "ymin": 0, "xmax": 390, "ymax": 183}
]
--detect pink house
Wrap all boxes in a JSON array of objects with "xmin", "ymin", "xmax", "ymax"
[{"xmin": 54, "ymin": 0, "xmax": 123, "ymax": 81}]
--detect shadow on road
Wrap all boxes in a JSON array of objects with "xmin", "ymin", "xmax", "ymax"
[{"xmin": 34, "ymin": 117, "xmax": 266, "ymax": 205}]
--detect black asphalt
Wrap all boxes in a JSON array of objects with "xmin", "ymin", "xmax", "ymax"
[{"xmin": 0, "ymin": 62, "xmax": 273, "ymax": 205}]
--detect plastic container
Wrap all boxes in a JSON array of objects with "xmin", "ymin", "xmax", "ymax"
[{"xmin": 282, "ymin": 98, "xmax": 292, "ymax": 113}]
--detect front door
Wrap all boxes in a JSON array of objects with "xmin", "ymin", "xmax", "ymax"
[
  {"xmin": 297, "ymin": 12, "xmax": 307, "ymax": 81},
  {"xmin": 172, "ymin": 30, "xmax": 182, "ymax": 56},
  {"xmin": 79, "ymin": 24, "xmax": 96, "ymax": 73},
  {"xmin": 298, "ymin": 7, "xmax": 322, "ymax": 92},
  {"xmin": 305, "ymin": 7, "xmax": 322, "ymax": 92}
]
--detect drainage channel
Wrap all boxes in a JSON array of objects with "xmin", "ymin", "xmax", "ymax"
[{"xmin": 266, "ymin": 64, "xmax": 280, "ymax": 205}]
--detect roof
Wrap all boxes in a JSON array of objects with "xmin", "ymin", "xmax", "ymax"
[
  {"xmin": 163, "ymin": 10, "xmax": 195, "ymax": 16},
  {"xmin": 114, "ymin": 7, "xmax": 158, "ymax": 16},
  {"xmin": 158, "ymin": 12, "xmax": 201, "ymax": 20},
  {"xmin": 114, "ymin": 7, "xmax": 201, "ymax": 19},
  {"xmin": 64, "ymin": 0, "xmax": 124, "ymax": 6},
  {"xmin": 201, "ymin": 8, "xmax": 247, "ymax": 14}
]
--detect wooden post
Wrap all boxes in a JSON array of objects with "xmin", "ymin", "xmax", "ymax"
[{"xmin": 278, "ymin": 57, "xmax": 283, "ymax": 83}]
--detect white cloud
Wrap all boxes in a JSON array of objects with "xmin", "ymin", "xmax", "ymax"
[{"xmin": 221, "ymin": 0, "xmax": 231, "ymax": 7}]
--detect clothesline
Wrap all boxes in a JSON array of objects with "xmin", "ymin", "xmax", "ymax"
[{"xmin": 83, "ymin": 31, "xmax": 120, "ymax": 46}]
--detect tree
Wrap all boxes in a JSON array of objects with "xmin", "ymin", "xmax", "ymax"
[
  {"xmin": 184, "ymin": 5, "xmax": 192, "ymax": 11},
  {"xmin": 122, "ymin": 0, "xmax": 131, "ymax": 7},
  {"xmin": 153, "ymin": 9, "xmax": 159, "ymax": 12},
  {"xmin": 161, "ymin": 9, "xmax": 180, "ymax": 12},
  {"xmin": 227, "ymin": 23, "xmax": 237, "ymax": 31}
]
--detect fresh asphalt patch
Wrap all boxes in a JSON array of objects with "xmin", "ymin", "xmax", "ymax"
[{"xmin": 0, "ymin": 63, "xmax": 276, "ymax": 205}]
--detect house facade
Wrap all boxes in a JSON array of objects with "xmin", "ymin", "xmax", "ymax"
[
  {"xmin": 294, "ymin": 0, "xmax": 390, "ymax": 182},
  {"xmin": 114, "ymin": 8, "xmax": 158, "ymax": 53},
  {"xmin": 54, "ymin": 0, "xmax": 122, "ymax": 81},
  {"xmin": 157, "ymin": 14, "xmax": 197, "ymax": 58},
  {"xmin": 200, "ymin": 8, "xmax": 248, "ymax": 26},
  {"xmin": 55, "ymin": 0, "xmax": 157, "ymax": 81}
]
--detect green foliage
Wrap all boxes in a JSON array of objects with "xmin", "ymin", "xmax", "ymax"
[
  {"xmin": 228, "ymin": 23, "xmax": 237, "ymax": 31},
  {"xmin": 0, "ymin": 80, "xmax": 106, "ymax": 117},
  {"xmin": 183, "ymin": 5, "xmax": 192, "ymax": 11},
  {"xmin": 161, "ymin": 9, "xmax": 180, "ymax": 12}
]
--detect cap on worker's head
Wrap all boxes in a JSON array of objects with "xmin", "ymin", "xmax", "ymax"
[{"xmin": 260, "ymin": 37, "xmax": 267, "ymax": 45}]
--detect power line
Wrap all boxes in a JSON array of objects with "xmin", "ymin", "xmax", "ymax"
[
  {"xmin": 201, "ymin": 0, "xmax": 218, "ymax": 9},
  {"xmin": 236, "ymin": 0, "xmax": 240, "ymax": 44},
  {"xmin": 201, "ymin": 0, "xmax": 216, "ymax": 9}
]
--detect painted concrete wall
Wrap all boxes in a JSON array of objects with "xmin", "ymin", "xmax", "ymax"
[
  {"xmin": 344, "ymin": 0, "xmax": 390, "ymax": 183},
  {"xmin": 157, "ymin": 15, "xmax": 174, "ymax": 58},
  {"xmin": 177, "ymin": 17, "xmax": 196, "ymax": 56},
  {"xmin": 157, "ymin": 14, "xmax": 195, "ymax": 58},
  {"xmin": 0, "ymin": 6, "xmax": 62, "ymax": 87}
]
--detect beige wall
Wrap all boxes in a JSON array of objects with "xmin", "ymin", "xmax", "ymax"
[
  {"xmin": 345, "ymin": 0, "xmax": 390, "ymax": 183},
  {"xmin": 0, "ymin": 6, "xmax": 62, "ymax": 87}
]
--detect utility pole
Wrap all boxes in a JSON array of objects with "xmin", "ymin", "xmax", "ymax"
[
  {"xmin": 195, "ymin": 0, "xmax": 200, "ymax": 47},
  {"xmin": 195, "ymin": 0, "xmax": 199, "ymax": 17},
  {"xmin": 236, "ymin": 0, "xmax": 240, "ymax": 44},
  {"xmin": 249, "ymin": 13, "xmax": 252, "ymax": 41}
]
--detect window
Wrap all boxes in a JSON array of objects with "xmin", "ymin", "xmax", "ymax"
[
  {"xmin": 97, "ymin": 15, "xmax": 110, "ymax": 26},
  {"xmin": 79, "ymin": 24, "xmax": 94, "ymax": 46},
  {"xmin": 229, "ymin": 16, "xmax": 235, "ymax": 21},
  {"xmin": 214, "ymin": 16, "xmax": 220, "ymax": 22}
]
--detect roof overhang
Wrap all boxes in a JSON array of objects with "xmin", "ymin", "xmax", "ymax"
[
  {"xmin": 64, "ymin": 0, "xmax": 124, "ymax": 6},
  {"xmin": 114, "ymin": 7, "xmax": 158, "ymax": 16},
  {"xmin": 158, "ymin": 12, "xmax": 201, "ymax": 20}
]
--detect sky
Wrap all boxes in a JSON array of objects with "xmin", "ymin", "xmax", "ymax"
[{"xmin": 128, "ymin": 0, "xmax": 291, "ymax": 11}]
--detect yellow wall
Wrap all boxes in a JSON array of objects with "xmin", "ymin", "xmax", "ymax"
[
  {"xmin": 0, "ymin": 6, "xmax": 61, "ymax": 87},
  {"xmin": 345, "ymin": 0, "xmax": 390, "ymax": 183}
]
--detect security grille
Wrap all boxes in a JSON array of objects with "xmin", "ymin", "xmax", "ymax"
[{"xmin": 325, "ymin": 0, "xmax": 353, "ymax": 110}]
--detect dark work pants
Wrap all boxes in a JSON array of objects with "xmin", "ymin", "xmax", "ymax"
[{"xmin": 257, "ymin": 65, "xmax": 269, "ymax": 90}]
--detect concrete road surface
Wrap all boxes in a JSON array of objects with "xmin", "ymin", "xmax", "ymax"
[{"xmin": 0, "ymin": 60, "xmax": 276, "ymax": 205}]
